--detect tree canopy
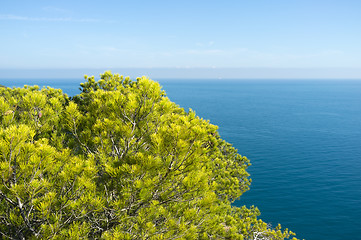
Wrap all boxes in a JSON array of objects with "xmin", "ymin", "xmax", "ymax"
[{"xmin": 0, "ymin": 72, "xmax": 298, "ymax": 239}]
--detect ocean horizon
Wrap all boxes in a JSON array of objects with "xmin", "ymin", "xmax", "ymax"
[{"xmin": 1, "ymin": 78, "xmax": 361, "ymax": 239}]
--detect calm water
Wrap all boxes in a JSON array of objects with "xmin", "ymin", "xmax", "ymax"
[{"xmin": 2, "ymin": 78, "xmax": 361, "ymax": 239}]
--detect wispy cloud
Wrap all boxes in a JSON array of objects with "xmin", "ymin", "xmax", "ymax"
[
  {"xmin": 99, "ymin": 46, "xmax": 124, "ymax": 52},
  {"xmin": 186, "ymin": 49, "xmax": 224, "ymax": 55},
  {"xmin": 0, "ymin": 14, "xmax": 99, "ymax": 23},
  {"xmin": 196, "ymin": 41, "xmax": 215, "ymax": 47}
]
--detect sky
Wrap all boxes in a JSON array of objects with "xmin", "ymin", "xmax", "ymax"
[{"xmin": 1, "ymin": 0, "xmax": 361, "ymax": 78}]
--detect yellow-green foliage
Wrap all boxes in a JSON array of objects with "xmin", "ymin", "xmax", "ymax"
[{"xmin": 0, "ymin": 72, "xmax": 297, "ymax": 239}]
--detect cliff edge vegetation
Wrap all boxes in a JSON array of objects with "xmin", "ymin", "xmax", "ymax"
[{"xmin": 0, "ymin": 71, "xmax": 297, "ymax": 239}]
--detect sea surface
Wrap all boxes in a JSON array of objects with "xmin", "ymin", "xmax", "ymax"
[{"xmin": 2, "ymin": 78, "xmax": 361, "ymax": 240}]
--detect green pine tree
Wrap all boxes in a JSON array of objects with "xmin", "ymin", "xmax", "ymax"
[{"xmin": 0, "ymin": 72, "xmax": 298, "ymax": 240}]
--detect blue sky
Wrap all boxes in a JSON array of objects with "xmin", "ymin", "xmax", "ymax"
[{"xmin": 1, "ymin": 0, "xmax": 361, "ymax": 78}]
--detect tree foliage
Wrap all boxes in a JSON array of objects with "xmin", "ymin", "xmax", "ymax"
[{"xmin": 0, "ymin": 72, "xmax": 298, "ymax": 239}]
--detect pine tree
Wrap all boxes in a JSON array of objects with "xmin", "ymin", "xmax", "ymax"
[{"xmin": 0, "ymin": 72, "xmax": 297, "ymax": 239}]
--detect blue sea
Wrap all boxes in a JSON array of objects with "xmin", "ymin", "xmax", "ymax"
[{"xmin": 2, "ymin": 78, "xmax": 361, "ymax": 240}]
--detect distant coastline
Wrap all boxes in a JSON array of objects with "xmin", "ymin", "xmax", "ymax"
[{"xmin": 1, "ymin": 67, "xmax": 361, "ymax": 80}]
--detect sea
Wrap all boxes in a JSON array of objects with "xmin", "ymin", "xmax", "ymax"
[{"xmin": 1, "ymin": 78, "xmax": 361, "ymax": 240}]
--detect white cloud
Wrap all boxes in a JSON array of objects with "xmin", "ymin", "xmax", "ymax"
[
  {"xmin": 186, "ymin": 49, "xmax": 224, "ymax": 55},
  {"xmin": 99, "ymin": 46, "xmax": 123, "ymax": 52},
  {"xmin": 0, "ymin": 14, "xmax": 99, "ymax": 23},
  {"xmin": 323, "ymin": 50, "xmax": 344, "ymax": 55},
  {"xmin": 196, "ymin": 41, "xmax": 215, "ymax": 47}
]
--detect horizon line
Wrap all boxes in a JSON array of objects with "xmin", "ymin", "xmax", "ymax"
[{"xmin": 1, "ymin": 67, "xmax": 361, "ymax": 80}]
